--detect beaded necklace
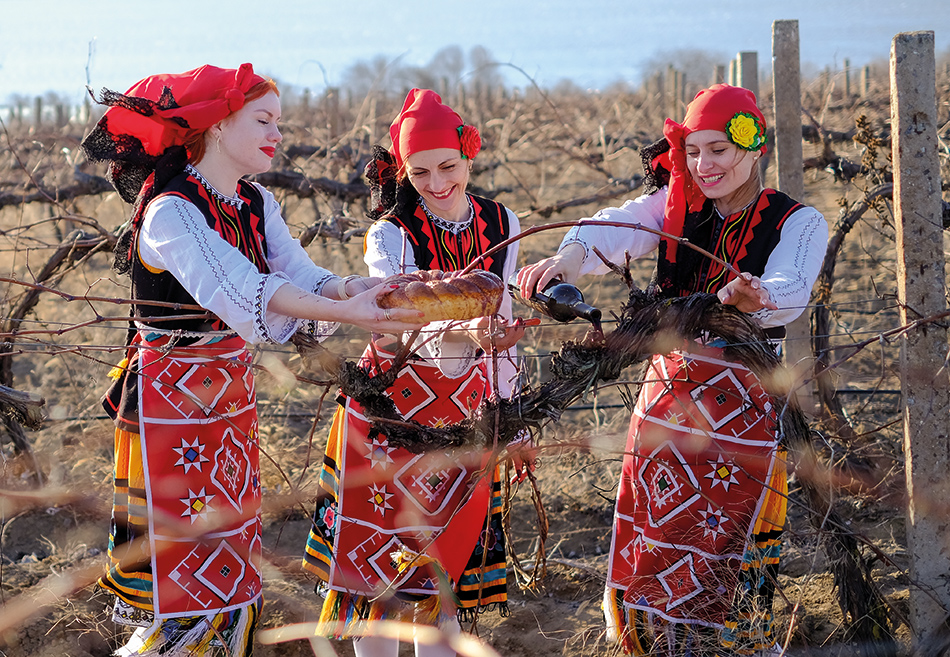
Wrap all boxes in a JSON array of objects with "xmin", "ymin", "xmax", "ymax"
[{"xmin": 418, "ymin": 196, "xmax": 475, "ymax": 235}]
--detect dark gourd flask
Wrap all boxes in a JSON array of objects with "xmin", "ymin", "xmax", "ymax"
[{"xmin": 508, "ymin": 275, "xmax": 602, "ymax": 325}]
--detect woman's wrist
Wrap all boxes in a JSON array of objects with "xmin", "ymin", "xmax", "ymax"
[
  {"xmin": 336, "ymin": 274, "xmax": 363, "ymax": 300},
  {"xmin": 559, "ymin": 241, "xmax": 586, "ymax": 264}
]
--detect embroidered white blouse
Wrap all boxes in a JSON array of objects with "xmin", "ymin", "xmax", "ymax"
[
  {"xmin": 560, "ymin": 186, "xmax": 828, "ymax": 328},
  {"xmin": 137, "ymin": 168, "xmax": 339, "ymax": 345},
  {"xmin": 363, "ymin": 199, "xmax": 522, "ymax": 397}
]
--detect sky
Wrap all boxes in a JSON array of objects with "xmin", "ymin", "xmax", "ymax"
[{"xmin": 1, "ymin": 0, "xmax": 947, "ymax": 103}]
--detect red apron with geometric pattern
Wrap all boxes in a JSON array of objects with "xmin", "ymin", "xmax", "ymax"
[
  {"xmin": 137, "ymin": 334, "xmax": 262, "ymax": 618},
  {"xmin": 326, "ymin": 345, "xmax": 491, "ymax": 597},
  {"xmin": 606, "ymin": 345, "xmax": 779, "ymax": 627}
]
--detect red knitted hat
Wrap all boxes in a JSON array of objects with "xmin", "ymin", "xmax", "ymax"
[{"xmin": 389, "ymin": 88, "xmax": 480, "ymax": 169}]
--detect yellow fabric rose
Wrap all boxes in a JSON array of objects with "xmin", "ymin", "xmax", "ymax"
[{"xmin": 728, "ymin": 114, "xmax": 758, "ymax": 149}]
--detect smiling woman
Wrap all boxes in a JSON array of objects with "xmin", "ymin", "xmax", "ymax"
[
  {"xmin": 302, "ymin": 89, "xmax": 535, "ymax": 657},
  {"xmin": 683, "ymin": 130, "xmax": 761, "ymax": 216},
  {"xmin": 517, "ymin": 84, "xmax": 829, "ymax": 656},
  {"xmin": 79, "ymin": 63, "xmax": 423, "ymax": 657}
]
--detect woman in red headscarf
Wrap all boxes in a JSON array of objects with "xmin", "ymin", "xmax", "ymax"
[
  {"xmin": 81, "ymin": 64, "xmax": 423, "ymax": 657},
  {"xmin": 302, "ymin": 89, "xmax": 533, "ymax": 657},
  {"xmin": 518, "ymin": 85, "xmax": 828, "ymax": 656}
]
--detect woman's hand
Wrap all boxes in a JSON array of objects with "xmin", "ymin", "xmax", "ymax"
[
  {"xmin": 464, "ymin": 316, "xmax": 540, "ymax": 352},
  {"xmin": 337, "ymin": 283, "xmax": 425, "ymax": 333},
  {"xmin": 717, "ymin": 273, "xmax": 778, "ymax": 313},
  {"xmin": 515, "ymin": 242, "xmax": 585, "ymax": 302}
]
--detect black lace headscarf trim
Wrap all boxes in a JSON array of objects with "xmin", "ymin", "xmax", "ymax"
[
  {"xmin": 364, "ymin": 144, "xmax": 420, "ymax": 222},
  {"xmin": 81, "ymin": 89, "xmax": 191, "ymax": 275},
  {"xmin": 639, "ymin": 136, "xmax": 672, "ymax": 195}
]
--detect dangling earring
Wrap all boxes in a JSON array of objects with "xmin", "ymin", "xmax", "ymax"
[{"xmin": 215, "ymin": 134, "xmax": 222, "ymax": 154}]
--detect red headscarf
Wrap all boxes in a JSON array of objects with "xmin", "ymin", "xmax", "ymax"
[
  {"xmin": 389, "ymin": 88, "xmax": 480, "ymax": 170},
  {"xmin": 657, "ymin": 84, "xmax": 767, "ymax": 262},
  {"xmin": 105, "ymin": 64, "xmax": 265, "ymax": 158}
]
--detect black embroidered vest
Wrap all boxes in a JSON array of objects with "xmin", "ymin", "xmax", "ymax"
[
  {"xmin": 131, "ymin": 172, "xmax": 270, "ymax": 332},
  {"xmin": 654, "ymin": 190, "xmax": 803, "ymax": 298},
  {"xmin": 377, "ymin": 195, "xmax": 511, "ymax": 278}
]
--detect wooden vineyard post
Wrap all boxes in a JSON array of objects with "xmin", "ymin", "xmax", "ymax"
[
  {"xmin": 667, "ymin": 65, "xmax": 682, "ymax": 121},
  {"xmin": 772, "ymin": 19, "xmax": 817, "ymax": 414},
  {"xmin": 325, "ymin": 87, "xmax": 340, "ymax": 140},
  {"xmin": 891, "ymin": 31, "xmax": 950, "ymax": 636}
]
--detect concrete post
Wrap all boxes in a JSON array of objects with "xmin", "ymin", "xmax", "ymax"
[
  {"xmin": 818, "ymin": 67, "xmax": 829, "ymax": 98},
  {"xmin": 771, "ymin": 20, "xmax": 817, "ymax": 414},
  {"xmin": 667, "ymin": 64, "xmax": 679, "ymax": 120},
  {"xmin": 737, "ymin": 51, "xmax": 759, "ymax": 99},
  {"xmin": 844, "ymin": 58, "xmax": 852, "ymax": 98},
  {"xmin": 861, "ymin": 65, "xmax": 871, "ymax": 98},
  {"xmin": 33, "ymin": 96, "xmax": 42, "ymax": 129},
  {"xmin": 891, "ymin": 30, "xmax": 950, "ymax": 638},
  {"xmin": 679, "ymin": 71, "xmax": 687, "ymax": 110},
  {"xmin": 713, "ymin": 64, "xmax": 726, "ymax": 86},
  {"xmin": 728, "ymin": 58, "xmax": 738, "ymax": 86},
  {"xmin": 655, "ymin": 71, "xmax": 664, "ymax": 102}
]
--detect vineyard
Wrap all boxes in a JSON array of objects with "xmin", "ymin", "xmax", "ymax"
[{"xmin": 0, "ymin": 58, "xmax": 949, "ymax": 656}]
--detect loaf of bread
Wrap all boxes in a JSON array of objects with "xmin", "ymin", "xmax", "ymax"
[{"xmin": 377, "ymin": 269, "xmax": 504, "ymax": 322}]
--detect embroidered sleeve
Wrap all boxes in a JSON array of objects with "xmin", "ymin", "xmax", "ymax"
[
  {"xmin": 561, "ymin": 189, "xmax": 666, "ymax": 275},
  {"xmin": 255, "ymin": 183, "xmax": 340, "ymax": 341},
  {"xmin": 365, "ymin": 219, "xmax": 417, "ymax": 277},
  {"xmin": 139, "ymin": 195, "xmax": 301, "ymax": 344},
  {"xmin": 755, "ymin": 205, "xmax": 829, "ymax": 327}
]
